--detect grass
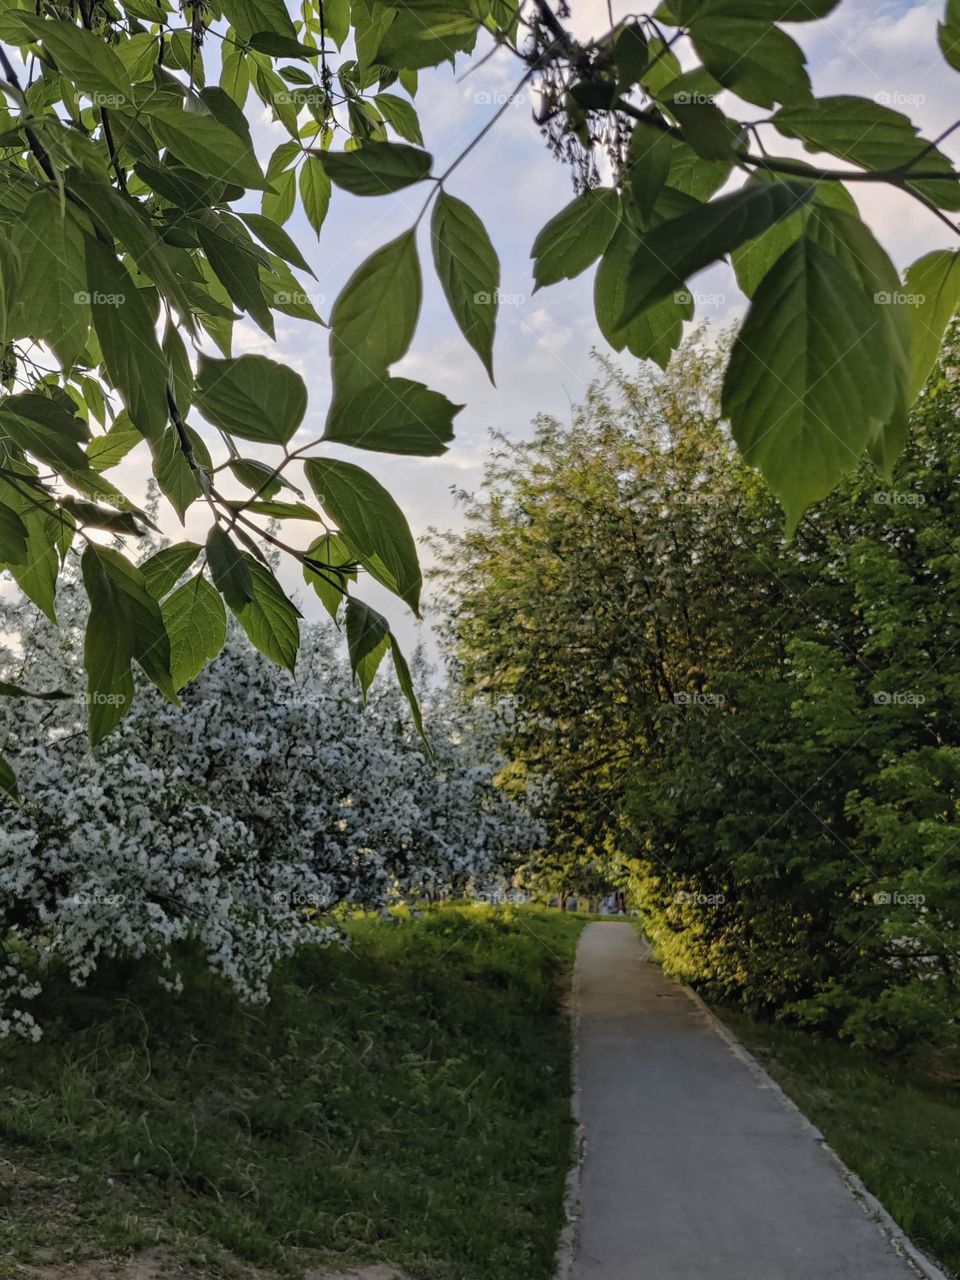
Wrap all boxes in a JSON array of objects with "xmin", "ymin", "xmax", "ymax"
[
  {"xmin": 718, "ymin": 1007, "xmax": 960, "ymax": 1278},
  {"xmin": 0, "ymin": 905, "xmax": 587, "ymax": 1280}
]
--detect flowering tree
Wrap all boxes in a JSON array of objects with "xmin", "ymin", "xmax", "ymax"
[{"xmin": 0, "ymin": 556, "xmax": 541, "ymax": 1039}]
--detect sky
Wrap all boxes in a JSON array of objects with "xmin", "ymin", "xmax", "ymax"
[{"xmin": 104, "ymin": 0, "xmax": 960, "ymax": 653}]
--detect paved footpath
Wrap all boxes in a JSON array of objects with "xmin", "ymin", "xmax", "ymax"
[{"xmin": 569, "ymin": 922, "xmax": 931, "ymax": 1280}]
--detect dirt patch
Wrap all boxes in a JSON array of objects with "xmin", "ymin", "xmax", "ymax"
[{"xmin": 16, "ymin": 1247, "xmax": 276, "ymax": 1280}]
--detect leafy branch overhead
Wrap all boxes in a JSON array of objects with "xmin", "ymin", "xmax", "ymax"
[{"xmin": 0, "ymin": 0, "xmax": 956, "ymax": 787}]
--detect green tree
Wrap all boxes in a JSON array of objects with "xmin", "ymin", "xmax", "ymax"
[
  {"xmin": 0, "ymin": 0, "xmax": 959, "ymax": 787},
  {"xmin": 439, "ymin": 325, "xmax": 960, "ymax": 1050}
]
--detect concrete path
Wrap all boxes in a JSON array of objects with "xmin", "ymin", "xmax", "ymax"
[{"xmin": 568, "ymin": 922, "xmax": 929, "ymax": 1280}]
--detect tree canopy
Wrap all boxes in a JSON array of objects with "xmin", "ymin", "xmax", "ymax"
[
  {"xmin": 0, "ymin": 0, "xmax": 957, "ymax": 785},
  {"xmin": 437, "ymin": 326, "xmax": 960, "ymax": 1050}
]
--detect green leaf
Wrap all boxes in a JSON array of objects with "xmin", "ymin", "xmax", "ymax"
[
  {"xmin": 152, "ymin": 427, "xmax": 206, "ymax": 522},
  {"xmin": 903, "ymin": 250, "xmax": 960, "ymax": 401},
  {"xmin": 11, "ymin": 191, "xmax": 89, "ymax": 370},
  {"xmin": 941, "ymin": 0, "xmax": 960, "ymax": 71},
  {"xmin": 238, "ymin": 211, "xmax": 315, "ymax": 276},
  {"xmin": 194, "ymin": 354, "xmax": 307, "ymax": 444},
  {"xmin": 230, "ymin": 458, "xmax": 286, "ymax": 499},
  {"xmin": 627, "ymin": 119, "xmax": 673, "ymax": 219},
  {"xmin": 12, "ymin": 15, "xmax": 133, "ymax": 101},
  {"xmin": 0, "ymin": 679, "xmax": 68, "ymax": 700},
  {"xmin": 324, "ymin": 0, "xmax": 352, "ymax": 47},
  {"xmin": 375, "ymin": 92, "xmax": 424, "ymax": 144},
  {"xmin": 234, "ymin": 554, "xmax": 301, "ymax": 671},
  {"xmin": 67, "ymin": 176, "xmax": 195, "ymax": 329},
  {"xmin": 595, "ymin": 221, "xmax": 692, "ymax": 369},
  {"xmin": 206, "ymin": 525, "xmax": 255, "ymax": 612},
  {"xmin": 220, "ymin": 0, "xmax": 298, "ymax": 40},
  {"xmin": 389, "ymin": 634, "xmax": 427, "ymax": 744},
  {"xmin": 263, "ymin": 166, "xmax": 296, "ymax": 224},
  {"xmin": 345, "ymin": 597, "xmax": 389, "ymax": 699},
  {"xmin": 373, "ymin": 1, "xmax": 479, "ymax": 70},
  {"xmin": 0, "ymin": 503, "xmax": 28, "ymax": 564},
  {"xmin": 0, "ymin": 392, "xmax": 90, "ymax": 473},
  {"xmin": 330, "ymin": 231, "xmax": 421, "ymax": 404},
  {"xmin": 196, "ymin": 213, "xmax": 276, "ymax": 338},
  {"xmin": 0, "ymin": 753, "xmax": 18, "ymax": 804},
  {"xmin": 318, "ymin": 142, "xmax": 432, "ymax": 195},
  {"xmin": 305, "ymin": 457, "xmax": 421, "ymax": 611},
  {"xmin": 59, "ymin": 499, "xmax": 144, "ymax": 536},
  {"xmin": 89, "ymin": 413, "xmax": 143, "ymax": 472},
  {"xmin": 618, "ymin": 179, "xmax": 814, "ymax": 325},
  {"xmin": 0, "ymin": 229, "xmax": 20, "ymax": 351},
  {"xmin": 147, "ymin": 102, "xmax": 269, "ymax": 189},
  {"xmin": 81, "ymin": 544, "xmax": 175, "ymax": 744},
  {"xmin": 162, "ymin": 572, "xmax": 228, "ymax": 690},
  {"xmin": 531, "ymin": 188, "xmax": 620, "ymax": 290},
  {"xmin": 773, "ymin": 96, "xmax": 960, "ymax": 211},
  {"xmin": 0, "ymin": 472, "xmax": 60, "ymax": 622},
  {"xmin": 303, "ymin": 532, "xmax": 357, "ymax": 619},
  {"xmin": 722, "ymin": 236, "xmax": 895, "ymax": 533},
  {"xmin": 730, "ymin": 172, "xmax": 857, "ymax": 296},
  {"xmin": 299, "ymin": 154, "xmax": 332, "ymax": 236},
  {"xmin": 668, "ymin": 99, "xmax": 741, "ymax": 162},
  {"xmin": 85, "ymin": 237, "xmax": 169, "ymax": 442},
  {"xmin": 614, "ymin": 21, "xmax": 649, "ymax": 88},
  {"xmin": 690, "ymin": 16, "xmax": 810, "ymax": 108},
  {"xmin": 140, "ymin": 541, "xmax": 203, "ymax": 600},
  {"xmin": 325, "ymin": 375, "xmax": 461, "ymax": 454},
  {"xmin": 431, "ymin": 192, "xmax": 499, "ymax": 380}
]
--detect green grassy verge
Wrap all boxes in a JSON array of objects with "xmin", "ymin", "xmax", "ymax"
[
  {"xmin": 718, "ymin": 1007, "xmax": 960, "ymax": 1278},
  {"xmin": 0, "ymin": 905, "xmax": 586, "ymax": 1280}
]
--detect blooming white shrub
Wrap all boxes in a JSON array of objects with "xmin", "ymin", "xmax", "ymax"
[{"xmin": 0, "ymin": 559, "xmax": 541, "ymax": 1039}]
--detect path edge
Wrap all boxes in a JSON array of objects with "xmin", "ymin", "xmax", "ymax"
[
  {"xmin": 551, "ymin": 931, "xmax": 586, "ymax": 1280},
  {"xmin": 680, "ymin": 980, "xmax": 950, "ymax": 1280}
]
